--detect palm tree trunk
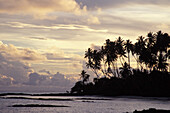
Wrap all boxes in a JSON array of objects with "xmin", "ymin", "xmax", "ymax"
[
  {"xmin": 115, "ymin": 62, "xmax": 120, "ymax": 77},
  {"xmin": 91, "ymin": 69, "xmax": 99, "ymax": 78},
  {"xmin": 128, "ymin": 52, "xmax": 130, "ymax": 67},
  {"xmin": 133, "ymin": 55, "xmax": 143, "ymax": 71},
  {"xmin": 119, "ymin": 56, "xmax": 124, "ymax": 67},
  {"xmin": 103, "ymin": 59, "xmax": 107, "ymax": 77}
]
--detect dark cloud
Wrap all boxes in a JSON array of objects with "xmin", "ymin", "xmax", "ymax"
[
  {"xmin": 26, "ymin": 37, "xmax": 47, "ymax": 40},
  {"xmin": 50, "ymin": 72, "xmax": 73, "ymax": 86},
  {"xmin": 27, "ymin": 73, "xmax": 41, "ymax": 85},
  {"xmin": 0, "ymin": 42, "xmax": 96, "ymax": 88},
  {"xmin": 0, "ymin": 53, "xmax": 31, "ymax": 84},
  {"xmin": 76, "ymin": 0, "xmax": 170, "ymax": 10},
  {"xmin": 0, "ymin": 74, "xmax": 13, "ymax": 85},
  {"xmin": 0, "ymin": 42, "xmax": 79, "ymax": 91},
  {"xmin": 26, "ymin": 72, "xmax": 74, "ymax": 87},
  {"xmin": 39, "ymin": 69, "xmax": 51, "ymax": 75}
]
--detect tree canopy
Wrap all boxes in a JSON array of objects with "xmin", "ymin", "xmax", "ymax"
[
  {"xmin": 71, "ymin": 31, "xmax": 170, "ymax": 96},
  {"xmin": 85, "ymin": 31, "xmax": 170, "ymax": 78}
]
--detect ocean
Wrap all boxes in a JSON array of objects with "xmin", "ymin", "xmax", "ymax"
[{"xmin": 0, "ymin": 93, "xmax": 170, "ymax": 113}]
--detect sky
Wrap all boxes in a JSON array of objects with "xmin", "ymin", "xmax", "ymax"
[{"xmin": 0, "ymin": 0, "xmax": 170, "ymax": 92}]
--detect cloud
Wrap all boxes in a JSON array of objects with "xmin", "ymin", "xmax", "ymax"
[
  {"xmin": 76, "ymin": 0, "xmax": 170, "ymax": 10},
  {"xmin": 45, "ymin": 51, "xmax": 83, "ymax": 63},
  {"xmin": 0, "ymin": 43, "xmax": 76, "ymax": 91},
  {"xmin": 0, "ymin": 74, "xmax": 14, "ymax": 85},
  {"xmin": 90, "ymin": 44, "xmax": 101, "ymax": 50},
  {"xmin": 42, "ymin": 50, "xmax": 83, "ymax": 74},
  {"xmin": 0, "ymin": 0, "xmax": 87, "ymax": 19},
  {"xmin": 45, "ymin": 48, "xmax": 83, "ymax": 62},
  {"xmin": 0, "ymin": 41, "xmax": 48, "ymax": 85},
  {"xmin": 27, "ymin": 72, "xmax": 47, "ymax": 85},
  {"xmin": 26, "ymin": 72, "xmax": 74, "ymax": 87},
  {"xmin": 0, "ymin": 41, "xmax": 81, "ymax": 91},
  {"xmin": 0, "ymin": 49, "xmax": 76, "ymax": 91},
  {"xmin": 46, "ymin": 53, "xmax": 72, "ymax": 61},
  {"xmin": 156, "ymin": 23, "xmax": 169, "ymax": 29},
  {"xmin": 0, "ymin": 41, "xmax": 47, "ymax": 62},
  {"xmin": 50, "ymin": 72, "xmax": 74, "ymax": 86},
  {"xmin": 25, "ymin": 36, "xmax": 48, "ymax": 40},
  {"xmin": 39, "ymin": 69, "xmax": 51, "ymax": 75},
  {"xmin": 0, "ymin": 52, "xmax": 32, "ymax": 84},
  {"xmin": 1, "ymin": 22, "xmax": 108, "ymax": 33},
  {"xmin": 87, "ymin": 15, "xmax": 100, "ymax": 25}
]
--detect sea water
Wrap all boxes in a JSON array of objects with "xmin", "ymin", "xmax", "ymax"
[{"xmin": 0, "ymin": 94, "xmax": 170, "ymax": 113}]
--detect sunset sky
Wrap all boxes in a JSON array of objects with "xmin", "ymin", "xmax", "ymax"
[{"xmin": 0, "ymin": 0, "xmax": 170, "ymax": 92}]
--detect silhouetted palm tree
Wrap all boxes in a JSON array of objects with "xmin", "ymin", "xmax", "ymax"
[
  {"xmin": 92, "ymin": 50, "xmax": 102, "ymax": 77},
  {"xmin": 124, "ymin": 39, "xmax": 133, "ymax": 67},
  {"xmin": 157, "ymin": 53, "xmax": 168, "ymax": 71},
  {"xmin": 85, "ymin": 48, "xmax": 93, "ymax": 68},
  {"xmin": 119, "ymin": 62, "xmax": 132, "ymax": 78},
  {"xmin": 80, "ymin": 70, "xmax": 90, "ymax": 85},
  {"xmin": 155, "ymin": 31, "xmax": 169, "ymax": 53},
  {"xmin": 147, "ymin": 31, "xmax": 170, "ymax": 71},
  {"xmin": 85, "ymin": 48, "xmax": 101, "ymax": 78},
  {"xmin": 99, "ymin": 46, "xmax": 110, "ymax": 77},
  {"xmin": 84, "ymin": 31, "xmax": 169, "ymax": 77},
  {"xmin": 103, "ymin": 39, "xmax": 118, "ymax": 76},
  {"xmin": 115, "ymin": 37, "xmax": 126, "ymax": 67},
  {"xmin": 72, "ymin": 30, "xmax": 170, "ymax": 96},
  {"xmin": 133, "ymin": 36, "xmax": 146, "ymax": 71}
]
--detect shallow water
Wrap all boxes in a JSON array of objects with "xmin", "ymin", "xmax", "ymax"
[{"xmin": 0, "ymin": 95, "xmax": 170, "ymax": 113}]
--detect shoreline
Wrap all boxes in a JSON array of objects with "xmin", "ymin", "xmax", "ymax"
[{"xmin": 1, "ymin": 92, "xmax": 170, "ymax": 99}]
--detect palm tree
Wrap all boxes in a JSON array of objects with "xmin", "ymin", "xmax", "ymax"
[
  {"xmin": 134, "ymin": 31, "xmax": 170, "ymax": 72},
  {"xmin": 136, "ymin": 36, "xmax": 146, "ymax": 71},
  {"xmin": 79, "ymin": 70, "xmax": 90, "ymax": 85},
  {"xmin": 157, "ymin": 52, "xmax": 168, "ymax": 72},
  {"xmin": 155, "ymin": 31, "xmax": 169, "ymax": 53},
  {"xmin": 85, "ymin": 48, "xmax": 93, "ymax": 68},
  {"xmin": 149, "ymin": 31, "xmax": 170, "ymax": 71},
  {"xmin": 124, "ymin": 39, "xmax": 133, "ymax": 67},
  {"xmin": 115, "ymin": 37, "xmax": 126, "ymax": 67},
  {"xmin": 103, "ymin": 39, "xmax": 118, "ymax": 77},
  {"xmin": 85, "ymin": 48, "xmax": 101, "ymax": 78},
  {"xmin": 119, "ymin": 62, "xmax": 132, "ymax": 78},
  {"xmin": 92, "ymin": 50, "xmax": 102, "ymax": 77}
]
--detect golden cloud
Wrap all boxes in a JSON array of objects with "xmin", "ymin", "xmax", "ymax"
[
  {"xmin": 0, "ymin": 0, "xmax": 87, "ymax": 19},
  {"xmin": 87, "ymin": 15, "xmax": 101, "ymax": 25},
  {"xmin": 0, "ymin": 41, "xmax": 47, "ymax": 62},
  {"xmin": 1, "ymin": 22, "xmax": 107, "ymax": 33},
  {"xmin": 156, "ymin": 23, "xmax": 169, "ymax": 29}
]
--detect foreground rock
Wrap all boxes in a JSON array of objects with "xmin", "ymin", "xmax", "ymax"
[{"xmin": 133, "ymin": 108, "xmax": 170, "ymax": 113}]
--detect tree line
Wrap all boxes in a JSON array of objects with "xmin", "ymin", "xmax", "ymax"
[
  {"xmin": 71, "ymin": 31, "xmax": 170, "ymax": 96},
  {"xmin": 85, "ymin": 30, "xmax": 169, "ymax": 78}
]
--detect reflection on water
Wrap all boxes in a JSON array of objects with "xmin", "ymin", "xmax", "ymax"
[{"xmin": 1, "ymin": 94, "xmax": 170, "ymax": 113}]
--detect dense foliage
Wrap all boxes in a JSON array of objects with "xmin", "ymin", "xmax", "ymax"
[{"xmin": 71, "ymin": 31, "xmax": 170, "ymax": 96}]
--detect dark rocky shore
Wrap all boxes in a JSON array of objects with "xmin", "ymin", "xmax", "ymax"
[{"xmin": 133, "ymin": 108, "xmax": 170, "ymax": 113}]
